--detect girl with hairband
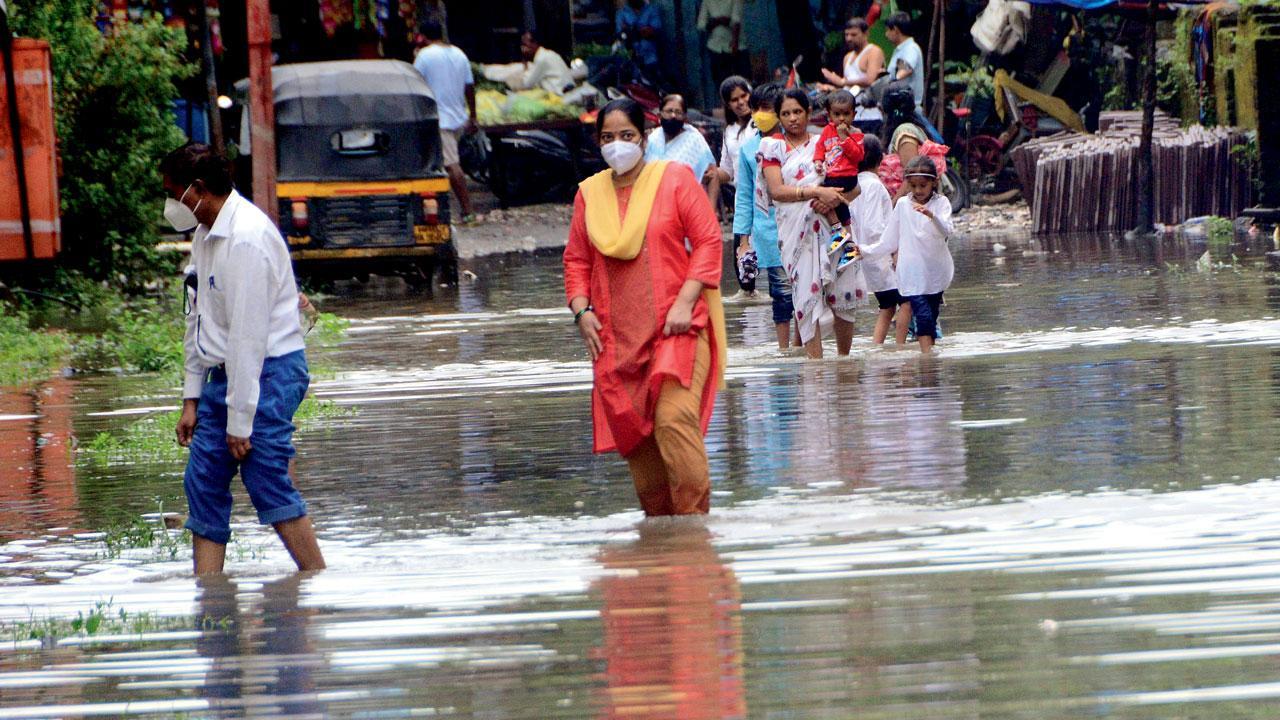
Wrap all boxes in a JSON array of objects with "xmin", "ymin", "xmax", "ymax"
[{"xmin": 855, "ymin": 155, "xmax": 954, "ymax": 354}]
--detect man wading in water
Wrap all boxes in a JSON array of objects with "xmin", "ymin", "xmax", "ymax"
[{"xmin": 163, "ymin": 144, "xmax": 326, "ymax": 575}]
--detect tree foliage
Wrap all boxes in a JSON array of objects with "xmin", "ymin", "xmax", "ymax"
[{"xmin": 10, "ymin": 0, "xmax": 193, "ymax": 285}]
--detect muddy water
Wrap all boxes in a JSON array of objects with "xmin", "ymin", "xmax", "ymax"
[{"xmin": 5, "ymin": 231, "xmax": 1280, "ymax": 717}]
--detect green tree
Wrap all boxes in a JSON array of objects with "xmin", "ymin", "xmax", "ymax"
[{"xmin": 9, "ymin": 0, "xmax": 192, "ymax": 285}]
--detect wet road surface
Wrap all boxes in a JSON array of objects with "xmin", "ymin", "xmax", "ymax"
[{"xmin": 5, "ymin": 229, "xmax": 1280, "ymax": 717}]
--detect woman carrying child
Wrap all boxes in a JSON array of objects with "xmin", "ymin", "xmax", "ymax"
[
  {"xmin": 758, "ymin": 89, "xmax": 855, "ymax": 359},
  {"xmin": 856, "ymin": 155, "xmax": 954, "ymax": 353}
]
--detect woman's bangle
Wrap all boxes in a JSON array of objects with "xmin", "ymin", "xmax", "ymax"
[{"xmin": 574, "ymin": 305, "xmax": 594, "ymax": 324}]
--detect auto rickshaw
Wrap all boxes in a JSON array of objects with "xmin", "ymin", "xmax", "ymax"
[{"xmin": 241, "ymin": 60, "xmax": 454, "ymax": 284}]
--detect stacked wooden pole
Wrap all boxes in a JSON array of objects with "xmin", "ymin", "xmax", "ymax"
[{"xmin": 1013, "ymin": 112, "xmax": 1255, "ymax": 234}]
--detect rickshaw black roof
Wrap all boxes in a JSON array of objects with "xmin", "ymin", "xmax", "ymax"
[{"xmin": 269, "ymin": 60, "xmax": 438, "ymax": 125}]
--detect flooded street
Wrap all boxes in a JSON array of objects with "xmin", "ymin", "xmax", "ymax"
[{"xmin": 6, "ymin": 229, "xmax": 1280, "ymax": 717}]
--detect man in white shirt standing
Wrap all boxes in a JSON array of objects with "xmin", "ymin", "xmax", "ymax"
[
  {"xmin": 162, "ymin": 144, "xmax": 326, "ymax": 576},
  {"xmin": 885, "ymin": 12, "xmax": 925, "ymax": 112},
  {"xmin": 413, "ymin": 16, "xmax": 477, "ymax": 224},
  {"xmin": 697, "ymin": 0, "xmax": 744, "ymax": 84},
  {"xmin": 515, "ymin": 31, "xmax": 574, "ymax": 95}
]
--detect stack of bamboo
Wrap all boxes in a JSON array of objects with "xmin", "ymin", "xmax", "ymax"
[{"xmin": 1013, "ymin": 114, "xmax": 1254, "ymax": 234}]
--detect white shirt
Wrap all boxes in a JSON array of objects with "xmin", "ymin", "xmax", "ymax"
[
  {"xmin": 519, "ymin": 47, "xmax": 573, "ymax": 95},
  {"xmin": 844, "ymin": 46, "xmax": 883, "ymax": 121},
  {"xmin": 718, "ymin": 122, "xmax": 751, "ymax": 183},
  {"xmin": 183, "ymin": 190, "xmax": 306, "ymax": 437},
  {"xmin": 859, "ymin": 193, "xmax": 954, "ymax": 296},
  {"xmin": 414, "ymin": 43, "xmax": 474, "ymax": 132},
  {"xmin": 697, "ymin": 0, "xmax": 744, "ymax": 54},
  {"xmin": 850, "ymin": 171, "xmax": 896, "ymax": 292}
]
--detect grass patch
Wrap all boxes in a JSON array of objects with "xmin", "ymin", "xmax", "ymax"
[
  {"xmin": 99, "ymin": 505, "xmax": 190, "ymax": 560},
  {"xmin": 79, "ymin": 397, "xmax": 353, "ymax": 468},
  {"xmin": 309, "ymin": 312, "xmax": 349, "ymax": 347},
  {"xmin": 0, "ymin": 307, "xmax": 72, "ymax": 386},
  {"xmin": 1, "ymin": 600, "xmax": 226, "ymax": 645},
  {"xmin": 1206, "ymin": 216, "xmax": 1235, "ymax": 246}
]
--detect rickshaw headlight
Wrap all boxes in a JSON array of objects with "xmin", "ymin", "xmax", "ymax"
[{"xmin": 291, "ymin": 199, "xmax": 309, "ymax": 231}]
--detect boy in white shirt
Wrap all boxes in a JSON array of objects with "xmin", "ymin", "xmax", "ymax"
[{"xmin": 845, "ymin": 137, "xmax": 908, "ymax": 345}]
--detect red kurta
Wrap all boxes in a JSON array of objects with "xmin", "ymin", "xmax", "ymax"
[{"xmin": 563, "ymin": 163, "xmax": 723, "ymax": 456}]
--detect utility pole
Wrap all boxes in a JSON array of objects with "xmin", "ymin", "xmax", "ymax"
[
  {"xmin": 196, "ymin": 1, "xmax": 224, "ymax": 154},
  {"xmin": 1134, "ymin": 0, "xmax": 1157, "ymax": 235},
  {"xmin": 246, "ymin": 0, "xmax": 276, "ymax": 222}
]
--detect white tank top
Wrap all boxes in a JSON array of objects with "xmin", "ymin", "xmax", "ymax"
[{"xmin": 844, "ymin": 45, "xmax": 883, "ymax": 120}]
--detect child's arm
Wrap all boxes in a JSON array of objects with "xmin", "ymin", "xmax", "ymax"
[
  {"xmin": 839, "ymin": 132, "xmax": 864, "ymax": 168},
  {"xmin": 916, "ymin": 196, "xmax": 954, "ymax": 237},
  {"xmin": 858, "ymin": 201, "xmax": 901, "ymax": 257},
  {"xmin": 813, "ymin": 125, "xmax": 832, "ymax": 165}
]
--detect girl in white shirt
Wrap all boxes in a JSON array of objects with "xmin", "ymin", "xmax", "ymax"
[{"xmin": 856, "ymin": 155, "xmax": 954, "ymax": 353}]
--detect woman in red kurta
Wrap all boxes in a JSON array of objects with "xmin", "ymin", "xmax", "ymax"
[{"xmin": 563, "ymin": 98, "xmax": 726, "ymax": 516}]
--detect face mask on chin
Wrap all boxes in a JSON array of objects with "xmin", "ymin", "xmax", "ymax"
[
  {"xmin": 163, "ymin": 184, "xmax": 201, "ymax": 233},
  {"xmin": 601, "ymin": 140, "xmax": 644, "ymax": 175},
  {"xmin": 660, "ymin": 117, "xmax": 684, "ymax": 137}
]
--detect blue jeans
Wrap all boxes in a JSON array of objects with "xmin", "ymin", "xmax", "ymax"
[
  {"xmin": 907, "ymin": 293, "xmax": 944, "ymax": 339},
  {"xmin": 767, "ymin": 266, "xmax": 794, "ymax": 325},
  {"xmin": 184, "ymin": 350, "xmax": 310, "ymax": 544}
]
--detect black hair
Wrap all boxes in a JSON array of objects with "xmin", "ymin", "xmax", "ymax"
[
  {"xmin": 421, "ymin": 15, "xmax": 444, "ymax": 41},
  {"xmin": 846, "ymin": 17, "xmax": 869, "ymax": 32},
  {"xmin": 825, "ymin": 89, "xmax": 856, "ymax": 112},
  {"xmin": 774, "ymin": 87, "xmax": 811, "ymax": 114},
  {"xmin": 904, "ymin": 154, "xmax": 939, "ymax": 184},
  {"xmin": 660, "ymin": 93, "xmax": 687, "ymax": 114},
  {"xmin": 884, "ymin": 12, "xmax": 912, "ymax": 34},
  {"xmin": 719, "ymin": 76, "xmax": 752, "ymax": 128},
  {"xmin": 160, "ymin": 143, "xmax": 234, "ymax": 196},
  {"xmin": 749, "ymin": 81, "xmax": 783, "ymax": 112},
  {"xmin": 521, "ymin": 30, "xmax": 540, "ymax": 46},
  {"xmin": 858, "ymin": 134, "xmax": 884, "ymax": 172},
  {"xmin": 596, "ymin": 97, "xmax": 647, "ymax": 137}
]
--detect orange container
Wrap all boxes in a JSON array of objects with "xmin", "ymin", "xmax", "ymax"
[{"xmin": 0, "ymin": 38, "xmax": 59, "ymax": 262}]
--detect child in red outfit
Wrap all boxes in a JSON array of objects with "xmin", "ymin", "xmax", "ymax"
[{"xmin": 814, "ymin": 90, "xmax": 865, "ymax": 236}]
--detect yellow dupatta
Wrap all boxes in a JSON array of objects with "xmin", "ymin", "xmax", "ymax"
[{"xmin": 579, "ymin": 160, "xmax": 727, "ymax": 390}]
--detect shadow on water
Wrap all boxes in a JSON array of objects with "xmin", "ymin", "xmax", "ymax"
[{"xmin": 8, "ymin": 229, "xmax": 1280, "ymax": 715}]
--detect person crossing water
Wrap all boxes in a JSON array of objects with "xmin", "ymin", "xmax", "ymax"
[{"xmin": 563, "ymin": 98, "xmax": 728, "ymax": 516}]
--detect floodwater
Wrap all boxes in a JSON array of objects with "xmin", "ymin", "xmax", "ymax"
[{"xmin": 5, "ymin": 228, "xmax": 1280, "ymax": 717}]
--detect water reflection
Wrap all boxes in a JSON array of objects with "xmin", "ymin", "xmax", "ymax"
[
  {"xmin": 195, "ymin": 573, "xmax": 322, "ymax": 716},
  {"xmin": 0, "ymin": 377, "xmax": 78, "ymax": 537},
  {"xmin": 595, "ymin": 522, "xmax": 745, "ymax": 720}
]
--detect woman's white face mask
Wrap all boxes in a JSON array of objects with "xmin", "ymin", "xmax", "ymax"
[
  {"xmin": 601, "ymin": 140, "xmax": 643, "ymax": 175},
  {"xmin": 164, "ymin": 184, "xmax": 201, "ymax": 233}
]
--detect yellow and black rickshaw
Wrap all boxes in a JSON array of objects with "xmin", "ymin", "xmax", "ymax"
[{"xmin": 247, "ymin": 60, "xmax": 454, "ymax": 284}]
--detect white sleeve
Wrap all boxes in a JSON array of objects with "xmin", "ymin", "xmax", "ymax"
[
  {"xmin": 859, "ymin": 200, "xmax": 902, "ymax": 258},
  {"xmin": 757, "ymin": 137, "xmax": 785, "ymax": 166},
  {"xmin": 930, "ymin": 196, "xmax": 955, "ymax": 237},
  {"xmin": 855, "ymin": 189, "xmax": 891, "ymax": 246},
  {"xmin": 181, "ymin": 267, "xmax": 207, "ymax": 399},
  {"xmin": 222, "ymin": 240, "xmax": 276, "ymax": 437},
  {"xmin": 718, "ymin": 133, "xmax": 736, "ymax": 180}
]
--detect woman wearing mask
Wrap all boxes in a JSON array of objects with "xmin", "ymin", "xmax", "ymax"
[
  {"xmin": 564, "ymin": 98, "xmax": 727, "ymax": 516},
  {"xmin": 759, "ymin": 89, "xmax": 855, "ymax": 358},
  {"xmin": 645, "ymin": 94, "xmax": 718, "ymax": 207}
]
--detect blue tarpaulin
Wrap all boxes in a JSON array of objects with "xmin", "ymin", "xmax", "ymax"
[{"xmin": 1025, "ymin": 0, "xmax": 1117, "ymax": 9}]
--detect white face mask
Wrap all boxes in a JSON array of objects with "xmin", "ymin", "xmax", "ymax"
[
  {"xmin": 164, "ymin": 185, "xmax": 201, "ymax": 233},
  {"xmin": 601, "ymin": 140, "xmax": 643, "ymax": 175}
]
